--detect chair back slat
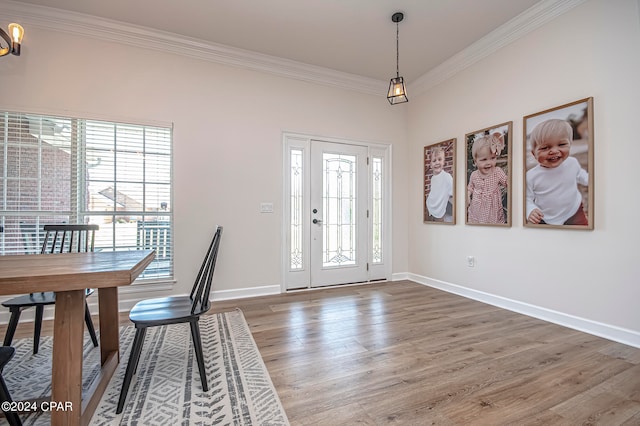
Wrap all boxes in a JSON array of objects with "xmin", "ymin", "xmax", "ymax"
[
  {"xmin": 41, "ymin": 224, "xmax": 99, "ymax": 254},
  {"xmin": 190, "ymin": 226, "xmax": 222, "ymax": 315}
]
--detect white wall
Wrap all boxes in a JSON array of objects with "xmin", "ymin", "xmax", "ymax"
[
  {"xmin": 407, "ymin": 0, "xmax": 640, "ymax": 344},
  {"xmin": 3, "ymin": 0, "xmax": 637, "ymax": 347},
  {"xmin": 0, "ymin": 26, "xmax": 409, "ymax": 304}
]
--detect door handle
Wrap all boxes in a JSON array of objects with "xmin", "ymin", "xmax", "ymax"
[{"xmin": 313, "ymin": 218, "xmax": 322, "ymax": 224}]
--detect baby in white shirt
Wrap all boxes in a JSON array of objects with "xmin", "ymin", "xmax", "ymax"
[
  {"xmin": 526, "ymin": 119, "xmax": 588, "ymax": 226},
  {"xmin": 426, "ymin": 147, "xmax": 453, "ymax": 222}
]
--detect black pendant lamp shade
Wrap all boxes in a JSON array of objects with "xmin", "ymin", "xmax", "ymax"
[{"xmin": 387, "ymin": 12, "xmax": 408, "ymax": 105}]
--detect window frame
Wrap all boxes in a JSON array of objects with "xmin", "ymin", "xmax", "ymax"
[{"xmin": 0, "ymin": 110, "xmax": 174, "ymax": 282}]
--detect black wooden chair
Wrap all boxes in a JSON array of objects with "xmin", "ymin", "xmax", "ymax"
[
  {"xmin": 0, "ymin": 347, "xmax": 22, "ymax": 426},
  {"xmin": 2, "ymin": 224, "xmax": 100, "ymax": 354},
  {"xmin": 116, "ymin": 226, "xmax": 222, "ymax": 414}
]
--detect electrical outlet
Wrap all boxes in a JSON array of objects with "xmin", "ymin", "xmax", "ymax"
[
  {"xmin": 260, "ymin": 202, "xmax": 274, "ymax": 213},
  {"xmin": 466, "ymin": 256, "xmax": 475, "ymax": 267}
]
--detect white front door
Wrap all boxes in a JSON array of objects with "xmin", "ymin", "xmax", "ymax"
[
  {"xmin": 309, "ymin": 141, "xmax": 368, "ymax": 287},
  {"xmin": 283, "ymin": 133, "xmax": 390, "ymax": 290}
]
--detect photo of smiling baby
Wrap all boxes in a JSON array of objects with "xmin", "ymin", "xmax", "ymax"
[
  {"xmin": 465, "ymin": 122, "xmax": 512, "ymax": 226},
  {"xmin": 424, "ymin": 139, "xmax": 456, "ymax": 224},
  {"xmin": 523, "ymin": 98, "xmax": 594, "ymax": 230}
]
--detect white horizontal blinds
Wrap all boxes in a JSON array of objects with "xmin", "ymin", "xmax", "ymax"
[
  {"xmin": 140, "ymin": 126, "xmax": 172, "ymax": 279},
  {"xmin": 84, "ymin": 121, "xmax": 172, "ymax": 279},
  {"xmin": 0, "ymin": 113, "xmax": 73, "ymax": 254},
  {"xmin": 0, "ymin": 111, "xmax": 173, "ymax": 280},
  {"xmin": 69, "ymin": 118, "xmax": 82, "ymax": 225}
]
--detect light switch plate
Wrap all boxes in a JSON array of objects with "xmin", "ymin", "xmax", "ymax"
[{"xmin": 260, "ymin": 202, "xmax": 274, "ymax": 213}]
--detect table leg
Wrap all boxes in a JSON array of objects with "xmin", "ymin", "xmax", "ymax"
[
  {"xmin": 98, "ymin": 287, "xmax": 120, "ymax": 364},
  {"xmin": 51, "ymin": 289, "xmax": 85, "ymax": 425}
]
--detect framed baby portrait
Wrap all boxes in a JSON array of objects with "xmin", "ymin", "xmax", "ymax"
[
  {"xmin": 424, "ymin": 138, "xmax": 456, "ymax": 224},
  {"xmin": 523, "ymin": 97, "xmax": 594, "ymax": 230},
  {"xmin": 465, "ymin": 121, "xmax": 512, "ymax": 227}
]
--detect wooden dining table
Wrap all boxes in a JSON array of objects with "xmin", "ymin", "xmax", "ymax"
[{"xmin": 0, "ymin": 249, "xmax": 155, "ymax": 426}]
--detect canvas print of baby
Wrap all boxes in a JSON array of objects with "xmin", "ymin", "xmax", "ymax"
[{"xmin": 466, "ymin": 123, "xmax": 511, "ymax": 226}]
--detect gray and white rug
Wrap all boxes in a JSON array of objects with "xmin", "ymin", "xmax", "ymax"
[{"xmin": 2, "ymin": 309, "xmax": 289, "ymax": 425}]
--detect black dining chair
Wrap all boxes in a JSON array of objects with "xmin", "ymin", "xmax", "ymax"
[
  {"xmin": 116, "ymin": 226, "xmax": 222, "ymax": 414},
  {"xmin": 0, "ymin": 346, "xmax": 22, "ymax": 426},
  {"xmin": 2, "ymin": 224, "xmax": 100, "ymax": 354}
]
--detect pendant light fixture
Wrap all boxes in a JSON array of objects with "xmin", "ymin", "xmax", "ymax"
[{"xmin": 387, "ymin": 12, "xmax": 408, "ymax": 105}]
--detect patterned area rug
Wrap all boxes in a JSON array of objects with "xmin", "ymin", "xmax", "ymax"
[{"xmin": 2, "ymin": 309, "xmax": 289, "ymax": 425}]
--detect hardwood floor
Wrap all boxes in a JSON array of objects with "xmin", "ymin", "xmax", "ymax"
[
  {"xmin": 212, "ymin": 280, "xmax": 640, "ymax": 425},
  {"xmin": 2, "ymin": 280, "xmax": 638, "ymax": 424}
]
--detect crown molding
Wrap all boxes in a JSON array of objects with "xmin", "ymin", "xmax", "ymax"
[
  {"xmin": 0, "ymin": 0, "xmax": 388, "ymax": 96},
  {"xmin": 2, "ymin": 0, "xmax": 586, "ymax": 99},
  {"xmin": 409, "ymin": 0, "xmax": 589, "ymax": 97}
]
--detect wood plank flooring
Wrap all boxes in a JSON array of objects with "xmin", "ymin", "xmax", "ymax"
[
  {"xmin": 212, "ymin": 280, "xmax": 640, "ymax": 425},
  {"xmin": 3, "ymin": 280, "xmax": 638, "ymax": 424}
]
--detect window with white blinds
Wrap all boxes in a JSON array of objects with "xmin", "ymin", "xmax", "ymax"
[{"xmin": 0, "ymin": 111, "xmax": 173, "ymax": 280}]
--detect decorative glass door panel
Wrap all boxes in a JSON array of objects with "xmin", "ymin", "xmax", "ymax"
[
  {"xmin": 310, "ymin": 141, "xmax": 367, "ymax": 287},
  {"xmin": 322, "ymin": 153, "xmax": 357, "ymax": 267}
]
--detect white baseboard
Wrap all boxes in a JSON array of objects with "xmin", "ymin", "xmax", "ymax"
[
  {"xmin": 400, "ymin": 272, "xmax": 640, "ymax": 349},
  {"xmin": 116, "ymin": 282, "xmax": 285, "ymax": 310},
  {"xmin": 211, "ymin": 285, "xmax": 283, "ymax": 301},
  {"xmin": 5, "ymin": 275, "xmax": 637, "ymax": 350},
  {"xmin": 391, "ymin": 272, "xmax": 411, "ymax": 281},
  {"xmin": 0, "ymin": 283, "xmax": 282, "ymax": 325}
]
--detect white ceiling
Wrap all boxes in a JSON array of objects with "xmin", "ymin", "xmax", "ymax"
[{"xmin": 13, "ymin": 0, "xmax": 542, "ymax": 82}]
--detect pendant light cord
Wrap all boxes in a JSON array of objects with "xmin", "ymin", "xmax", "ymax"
[{"xmin": 396, "ymin": 21, "xmax": 400, "ymax": 78}]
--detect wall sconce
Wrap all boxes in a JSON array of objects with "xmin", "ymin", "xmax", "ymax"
[
  {"xmin": 387, "ymin": 12, "xmax": 408, "ymax": 105},
  {"xmin": 0, "ymin": 23, "xmax": 24, "ymax": 57}
]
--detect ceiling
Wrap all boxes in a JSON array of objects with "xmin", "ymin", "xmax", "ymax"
[{"xmin": 14, "ymin": 0, "xmax": 542, "ymax": 82}]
